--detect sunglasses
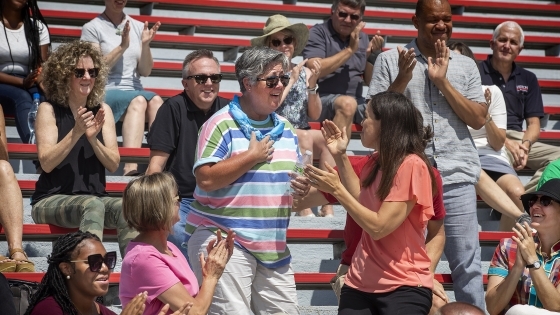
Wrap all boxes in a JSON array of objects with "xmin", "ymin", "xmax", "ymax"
[
  {"xmin": 70, "ymin": 251, "xmax": 117, "ymax": 272},
  {"xmin": 271, "ymin": 37, "xmax": 294, "ymax": 47},
  {"xmin": 74, "ymin": 68, "xmax": 100, "ymax": 79},
  {"xmin": 337, "ymin": 11, "xmax": 361, "ymax": 21},
  {"xmin": 528, "ymin": 195, "xmax": 558, "ymax": 208},
  {"xmin": 186, "ymin": 74, "xmax": 223, "ymax": 84},
  {"xmin": 256, "ymin": 75, "xmax": 290, "ymax": 88}
]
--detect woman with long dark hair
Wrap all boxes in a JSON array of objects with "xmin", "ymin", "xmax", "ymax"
[
  {"xmin": 0, "ymin": 0, "xmax": 49, "ymax": 143},
  {"xmin": 305, "ymin": 91, "xmax": 437, "ymax": 315}
]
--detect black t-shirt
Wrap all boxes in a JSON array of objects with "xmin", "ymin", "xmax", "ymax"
[
  {"xmin": 478, "ymin": 55, "xmax": 544, "ymax": 131},
  {"xmin": 147, "ymin": 92, "xmax": 229, "ymax": 199}
]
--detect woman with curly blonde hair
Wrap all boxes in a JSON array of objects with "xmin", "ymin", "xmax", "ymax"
[{"xmin": 30, "ymin": 40, "xmax": 137, "ymax": 257}]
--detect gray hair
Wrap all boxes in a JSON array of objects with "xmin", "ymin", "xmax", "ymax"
[
  {"xmin": 182, "ymin": 49, "xmax": 220, "ymax": 79},
  {"xmin": 332, "ymin": 0, "xmax": 366, "ymax": 15},
  {"xmin": 235, "ymin": 47, "xmax": 289, "ymax": 93},
  {"xmin": 492, "ymin": 21, "xmax": 525, "ymax": 47}
]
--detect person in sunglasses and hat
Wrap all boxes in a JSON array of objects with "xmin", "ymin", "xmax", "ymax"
[
  {"xmin": 30, "ymin": 40, "xmax": 137, "ymax": 258},
  {"xmin": 184, "ymin": 47, "xmax": 309, "ymax": 314},
  {"xmin": 146, "ymin": 49, "xmax": 229, "ymax": 261},
  {"xmin": 251, "ymin": 14, "xmax": 336, "ymax": 217},
  {"xmin": 486, "ymin": 178, "xmax": 560, "ymax": 315}
]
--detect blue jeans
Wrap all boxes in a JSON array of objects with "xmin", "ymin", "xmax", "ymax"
[
  {"xmin": 442, "ymin": 183, "xmax": 485, "ymax": 310},
  {"xmin": 167, "ymin": 197, "xmax": 193, "ymax": 264},
  {"xmin": 0, "ymin": 76, "xmax": 45, "ymax": 143}
]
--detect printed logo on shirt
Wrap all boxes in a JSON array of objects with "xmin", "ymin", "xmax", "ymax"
[{"xmin": 516, "ymin": 85, "xmax": 528, "ymax": 93}]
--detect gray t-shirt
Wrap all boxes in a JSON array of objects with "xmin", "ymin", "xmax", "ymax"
[
  {"xmin": 81, "ymin": 14, "xmax": 144, "ymax": 90},
  {"xmin": 302, "ymin": 19, "xmax": 369, "ymax": 99},
  {"xmin": 368, "ymin": 39, "xmax": 484, "ymax": 185},
  {"xmin": 0, "ymin": 20, "xmax": 50, "ymax": 76}
]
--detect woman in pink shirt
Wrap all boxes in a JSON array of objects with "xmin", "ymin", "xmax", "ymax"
[
  {"xmin": 305, "ymin": 91, "xmax": 436, "ymax": 315},
  {"xmin": 120, "ymin": 172, "xmax": 234, "ymax": 315}
]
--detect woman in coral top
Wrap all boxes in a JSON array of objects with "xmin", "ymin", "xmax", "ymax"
[{"xmin": 306, "ymin": 91, "xmax": 437, "ymax": 315}]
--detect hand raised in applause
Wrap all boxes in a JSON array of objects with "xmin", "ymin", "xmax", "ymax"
[
  {"xmin": 304, "ymin": 162, "xmax": 342, "ymax": 196},
  {"xmin": 322, "ymin": 119, "xmax": 349, "ymax": 157},
  {"xmin": 307, "ymin": 59, "xmax": 321, "ymax": 88},
  {"xmin": 427, "ymin": 39, "xmax": 450, "ymax": 87},
  {"xmin": 121, "ymin": 291, "xmax": 193, "ymax": 315},
  {"xmin": 368, "ymin": 30, "xmax": 384, "ymax": 54},
  {"xmin": 120, "ymin": 20, "xmax": 130, "ymax": 50},
  {"xmin": 200, "ymin": 229, "xmax": 235, "ymax": 280},
  {"xmin": 142, "ymin": 21, "xmax": 161, "ymax": 46},
  {"xmin": 396, "ymin": 46, "xmax": 416, "ymax": 84},
  {"xmin": 85, "ymin": 107, "xmax": 105, "ymax": 140},
  {"xmin": 349, "ymin": 21, "xmax": 366, "ymax": 53},
  {"xmin": 248, "ymin": 132, "xmax": 274, "ymax": 163},
  {"xmin": 73, "ymin": 107, "xmax": 95, "ymax": 136},
  {"xmin": 512, "ymin": 222, "xmax": 537, "ymax": 267}
]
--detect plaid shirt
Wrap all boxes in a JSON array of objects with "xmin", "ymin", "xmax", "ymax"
[
  {"xmin": 368, "ymin": 40, "xmax": 484, "ymax": 185},
  {"xmin": 488, "ymin": 236, "xmax": 560, "ymax": 314}
]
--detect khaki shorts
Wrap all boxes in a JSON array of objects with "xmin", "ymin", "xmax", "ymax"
[{"xmin": 330, "ymin": 263, "xmax": 350, "ymax": 304}]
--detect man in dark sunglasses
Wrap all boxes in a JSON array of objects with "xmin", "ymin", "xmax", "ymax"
[
  {"xmin": 146, "ymin": 49, "xmax": 230, "ymax": 260},
  {"xmin": 303, "ymin": 0, "xmax": 383, "ymax": 134}
]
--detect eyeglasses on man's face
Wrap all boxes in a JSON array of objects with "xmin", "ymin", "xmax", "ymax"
[{"xmin": 186, "ymin": 74, "xmax": 223, "ymax": 84}]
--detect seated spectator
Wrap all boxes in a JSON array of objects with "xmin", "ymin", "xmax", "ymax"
[
  {"xmin": 479, "ymin": 21, "xmax": 560, "ymax": 193},
  {"xmin": 486, "ymin": 178, "xmax": 560, "ymax": 315},
  {"xmin": 185, "ymin": 47, "xmax": 308, "ymax": 314},
  {"xmin": 450, "ymin": 41, "xmax": 528, "ymax": 231},
  {"xmin": 146, "ymin": 49, "xmax": 230, "ymax": 260},
  {"xmin": 537, "ymin": 159, "xmax": 560, "ymax": 190},
  {"xmin": 24, "ymin": 231, "xmax": 190, "ymax": 315},
  {"xmin": 0, "ymin": 0, "xmax": 49, "ymax": 143},
  {"xmin": 251, "ymin": 14, "xmax": 335, "ymax": 217},
  {"xmin": 305, "ymin": 92, "xmax": 437, "ymax": 314},
  {"xmin": 435, "ymin": 302, "xmax": 485, "ymax": 315},
  {"xmin": 120, "ymin": 172, "xmax": 234, "ymax": 315},
  {"xmin": 0, "ymin": 104, "xmax": 34, "ymax": 272},
  {"xmin": 30, "ymin": 41, "xmax": 136, "ymax": 257},
  {"xmin": 81, "ymin": 2, "xmax": 163, "ymax": 176}
]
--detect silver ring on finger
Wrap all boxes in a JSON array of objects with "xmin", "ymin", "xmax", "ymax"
[{"xmin": 520, "ymin": 237, "xmax": 525, "ymax": 241}]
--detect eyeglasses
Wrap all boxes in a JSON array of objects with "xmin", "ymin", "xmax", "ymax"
[
  {"xmin": 337, "ymin": 11, "xmax": 361, "ymax": 21},
  {"xmin": 186, "ymin": 74, "xmax": 223, "ymax": 84},
  {"xmin": 256, "ymin": 75, "xmax": 290, "ymax": 88},
  {"xmin": 70, "ymin": 251, "xmax": 117, "ymax": 272},
  {"xmin": 528, "ymin": 195, "xmax": 559, "ymax": 208},
  {"xmin": 271, "ymin": 37, "xmax": 294, "ymax": 47},
  {"xmin": 74, "ymin": 68, "xmax": 100, "ymax": 79}
]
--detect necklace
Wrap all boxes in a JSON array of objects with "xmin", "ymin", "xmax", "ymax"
[{"xmin": 101, "ymin": 12, "xmax": 125, "ymax": 35}]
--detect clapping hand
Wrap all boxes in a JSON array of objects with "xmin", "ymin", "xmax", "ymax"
[
  {"xmin": 142, "ymin": 21, "xmax": 161, "ymax": 46},
  {"xmin": 484, "ymin": 88, "xmax": 492, "ymax": 107},
  {"xmin": 396, "ymin": 46, "xmax": 416, "ymax": 83},
  {"xmin": 427, "ymin": 39, "xmax": 450, "ymax": 86},
  {"xmin": 85, "ymin": 107, "xmax": 105, "ymax": 139},
  {"xmin": 74, "ymin": 107, "xmax": 95, "ymax": 135},
  {"xmin": 304, "ymin": 162, "xmax": 342, "ymax": 195},
  {"xmin": 368, "ymin": 30, "xmax": 384, "ymax": 54},
  {"xmin": 120, "ymin": 20, "xmax": 130, "ymax": 49},
  {"xmin": 512, "ymin": 222, "xmax": 538, "ymax": 266},
  {"xmin": 349, "ymin": 21, "xmax": 366, "ymax": 53},
  {"xmin": 200, "ymin": 229, "xmax": 235, "ymax": 280},
  {"xmin": 321, "ymin": 120, "xmax": 349, "ymax": 157},
  {"xmin": 307, "ymin": 59, "xmax": 321, "ymax": 88},
  {"xmin": 121, "ymin": 291, "xmax": 192, "ymax": 315}
]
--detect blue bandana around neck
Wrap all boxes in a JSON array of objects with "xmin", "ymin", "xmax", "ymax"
[{"xmin": 228, "ymin": 95, "xmax": 285, "ymax": 141}]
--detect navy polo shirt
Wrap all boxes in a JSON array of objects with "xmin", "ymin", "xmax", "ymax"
[
  {"xmin": 478, "ymin": 55, "xmax": 543, "ymax": 132},
  {"xmin": 302, "ymin": 19, "xmax": 369, "ymax": 99}
]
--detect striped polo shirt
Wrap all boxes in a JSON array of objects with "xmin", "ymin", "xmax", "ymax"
[{"xmin": 185, "ymin": 103, "xmax": 300, "ymax": 268}]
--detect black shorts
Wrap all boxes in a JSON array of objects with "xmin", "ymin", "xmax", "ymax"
[{"xmin": 338, "ymin": 284, "xmax": 432, "ymax": 315}]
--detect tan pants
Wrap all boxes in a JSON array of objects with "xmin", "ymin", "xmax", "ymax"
[
  {"xmin": 330, "ymin": 264, "xmax": 349, "ymax": 304},
  {"xmin": 505, "ymin": 130, "xmax": 560, "ymax": 192}
]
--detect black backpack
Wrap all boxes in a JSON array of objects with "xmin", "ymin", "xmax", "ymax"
[{"xmin": 8, "ymin": 279, "xmax": 39, "ymax": 315}]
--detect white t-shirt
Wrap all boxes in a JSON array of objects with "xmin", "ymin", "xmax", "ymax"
[
  {"xmin": 0, "ymin": 20, "xmax": 50, "ymax": 76},
  {"xmin": 468, "ymin": 85, "xmax": 510, "ymax": 165},
  {"xmin": 81, "ymin": 14, "xmax": 144, "ymax": 90}
]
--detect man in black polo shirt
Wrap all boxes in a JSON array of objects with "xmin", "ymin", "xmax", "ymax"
[
  {"xmin": 479, "ymin": 21, "xmax": 560, "ymax": 192},
  {"xmin": 146, "ymin": 49, "xmax": 230, "ymax": 259},
  {"xmin": 302, "ymin": 0, "xmax": 383, "ymax": 134}
]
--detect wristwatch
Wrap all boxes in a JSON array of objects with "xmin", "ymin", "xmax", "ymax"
[
  {"xmin": 307, "ymin": 85, "xmax": 319, "ymax": 94},
  {"xmin": 526, "ymin": 260, "xmax": 542, "ymax": 269}
]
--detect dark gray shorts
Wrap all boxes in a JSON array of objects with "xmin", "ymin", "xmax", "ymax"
[{"xmin": 316, "ymin": 94, "xmax": 367, "ymax": 124}]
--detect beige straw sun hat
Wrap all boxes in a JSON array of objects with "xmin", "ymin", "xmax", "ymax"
[{"xmin": 251, "ymin": 14, "xmax": 309, "ymax": 57}]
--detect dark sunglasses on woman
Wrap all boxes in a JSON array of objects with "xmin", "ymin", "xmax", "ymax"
[
  {"xmin": 70, "ymin": 251, "xmax": 117, "ymax": 272},
  {"xmin": 338, "ymin": 11, "xmax": 361, "ymax": 21},
  {"xmin": 271, "ymin": 37, "xmax": 294, "ymax": 47},
  {"xmin": 186, "ymin": 74, "xmax": 223, "ymax": 84},
  {"xmin": 74, "ymin": 68, "xmax": 100, "ymax": 79},
  {"xmin": 528, "ymin": 195, "xmax": 559, "ymax": 208},
  {"xmin": 256, "ymin": 75, "xmax": 290, "ymax": 88}
]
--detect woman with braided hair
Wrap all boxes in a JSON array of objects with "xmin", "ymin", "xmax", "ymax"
[
  {"xmin": 25, "ymin": 231, "xmax": 192, "ymax": 315},
  {"xmin": 0, "ymin": 0, "xmax": 50, "ymax": 143}
]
